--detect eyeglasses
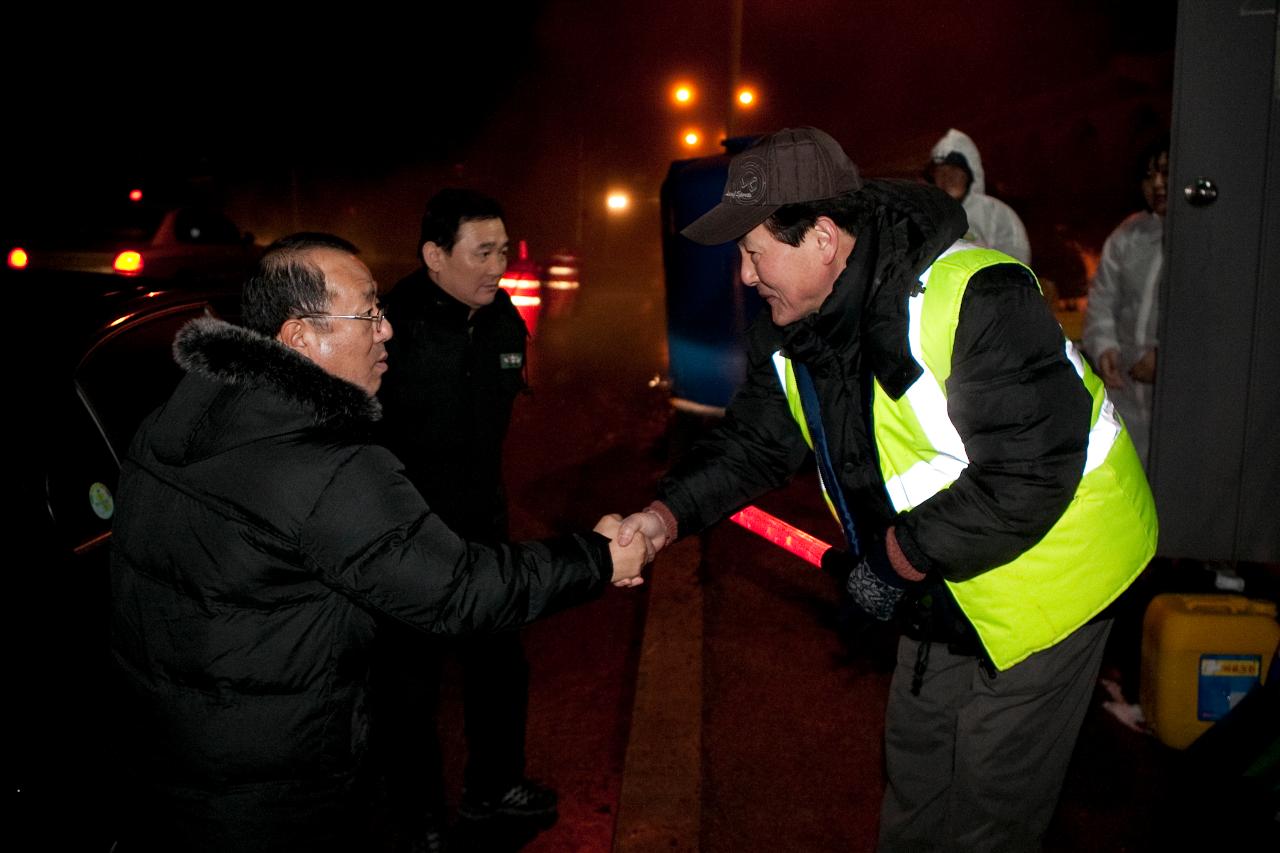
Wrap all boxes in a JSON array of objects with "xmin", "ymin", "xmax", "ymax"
[{"xmin": 298, "ymin": 307, "xmax": 386, "ymax": 332}]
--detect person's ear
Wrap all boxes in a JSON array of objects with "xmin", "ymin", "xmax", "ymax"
[
  {"xmin": 422, "ymin": 241, "xmax": 445, "ymax": 272},
  {"xmin": 812, "ymin": 216, "xmax": 841, "ymax": 264},
  {"xmin": 277, "ymin": 318, "xmax": 310, "ymax": 353}
]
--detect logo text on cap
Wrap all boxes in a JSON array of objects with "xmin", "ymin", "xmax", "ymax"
[{"xmin": 724, "ymin": 156, "xmax": 766, "ymax": 203}]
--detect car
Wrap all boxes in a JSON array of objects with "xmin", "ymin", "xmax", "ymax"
[
  {"xmin": 6, "ymin": 187, "xmax": 259, "ymax": 284},
  {"xmin": 12, "ymin": 268, "xmax": 241, "ymax": 850}
]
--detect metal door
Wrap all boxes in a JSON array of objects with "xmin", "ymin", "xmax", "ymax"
[{"xmin": 1152, "ymin": 0, "xmax": 1279, "ymax": 561}]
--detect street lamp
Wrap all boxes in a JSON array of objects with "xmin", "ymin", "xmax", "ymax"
[
  {"xmin": 682, "ymin": 129, "xmax": 701, "ymax": 147},
  {"xmin": 606, "ymin": 191, "xmax": 631, "ymax": 213},
  {"xmin": 736, "ymin": 87, "xmax": 756, "ymax": 107},
  {"xmin": 671, "ymin": 83, "xmax": 695, "ymax": 106}
]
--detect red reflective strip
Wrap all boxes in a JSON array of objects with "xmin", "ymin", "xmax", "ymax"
[{"xmin": 729, "ymin": 505, "xmax": 831, "ymax": 568}]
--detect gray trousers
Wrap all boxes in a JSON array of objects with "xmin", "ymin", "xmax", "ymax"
[{"xmin": 877, "ymin": 619, "xmax": 1111, "ymax": 853}]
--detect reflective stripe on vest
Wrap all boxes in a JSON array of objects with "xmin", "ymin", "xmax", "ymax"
[
  {"xmin": 774, "ymin": 244, "xmax": 1157, "ymax": 669},
  {"xmin": 880, "ymin": 262, "xmax": 1125, "ymax": 510}
]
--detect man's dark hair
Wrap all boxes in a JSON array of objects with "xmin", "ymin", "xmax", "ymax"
[
  {"xmin": 1138, "ymin": 133, "xmax": 1171, "ymax": 181},
  {"xmin": 418, "ymin": 188, "xmax": 505, "ymax": 255},
  {"xmin": 761, "ymin": 191, "xmax": 877, "ymax": 247},
  {"xmin": 242, "ymin": 232, "xmax": 360, "ymax": 336}
]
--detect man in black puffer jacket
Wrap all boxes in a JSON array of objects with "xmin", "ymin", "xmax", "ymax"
[{"xmin": 109, "ymin": 233, "xmax": 645, "ymax": 852}]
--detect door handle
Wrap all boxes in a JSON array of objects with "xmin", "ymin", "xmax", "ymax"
[{"xmin": 1184, "ymin": 177, "xmax": 1219, "ymax": 207}]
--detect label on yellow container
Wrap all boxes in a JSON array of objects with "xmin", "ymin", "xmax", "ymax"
[{"xmin": 1197, "ymin": 654, "xmax": 1262, "ymax": 721}]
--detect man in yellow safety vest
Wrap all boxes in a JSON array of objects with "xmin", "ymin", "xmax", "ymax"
[{"xmin": 616, "ymin": 127, "xmax": 1156, "ymax": 851}]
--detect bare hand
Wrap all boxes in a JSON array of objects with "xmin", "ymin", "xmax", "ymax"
[
  {"xmin": 1097, "ymin": 349, "xmax": 1127, "ymax": 390},
  {"xmin": 594, "ymin": 513, "xmax": 622, "ymax": 540},
  {"xmin": 595, "ymin": 514, "xmax": 648, "ymax": 588},
  {"xmin": 616, "ymin": 511, "xmax": 670, "ymax": 563},
  {"xmin": 1129, "ymin": 348, "xmax": 1157, "ymax": 384}
]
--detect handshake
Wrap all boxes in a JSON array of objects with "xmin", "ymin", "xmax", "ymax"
[{"xmin": 593, "ymin": 506, "xmax": 675, "ymax": 589}]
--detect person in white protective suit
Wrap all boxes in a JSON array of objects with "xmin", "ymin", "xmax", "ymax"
[
  {"xmin": 1082, "ymin": 138, "xmax": 1169, "ymax": 470},
  {"xmin": 927, "ymin": 128, "xmax": 1032, "ymax": 264}
]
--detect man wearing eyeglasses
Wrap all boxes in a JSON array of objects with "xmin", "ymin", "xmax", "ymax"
[
  {"xmin": 374, "ymin": 189, "xmax": 550, "ymax": 850},
  {"xmin": 109, "ymin": 232, "xmax": 645, "ymax": 853},
  {"xmin": 277, "ymin": 237, "xmax": 393, "ymax": 392}
]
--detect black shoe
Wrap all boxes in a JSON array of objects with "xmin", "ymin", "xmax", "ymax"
[
  {"xmin": 457, "ymin": 778, "xmax": 558, "ymax": 823},
  {"xmin": 406, "ymin": 825, "xmax": 450, "ymax": 853}
]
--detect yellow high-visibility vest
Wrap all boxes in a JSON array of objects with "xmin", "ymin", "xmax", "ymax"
[{"xmin": 774, "ymin": 245, "xmax": 1157, "ymax": 669}]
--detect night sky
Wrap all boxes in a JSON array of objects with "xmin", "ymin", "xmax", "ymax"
[{"xmin": 10, "ymin": 1, "xmax": 1175, "ymax": 291}]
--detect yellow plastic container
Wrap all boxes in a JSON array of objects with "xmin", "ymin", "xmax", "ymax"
[{"xmin": 1140, "ymin": 593, "xmax": 1279, "ymax": 749}]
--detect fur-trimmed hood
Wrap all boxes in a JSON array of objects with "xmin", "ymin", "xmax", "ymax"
[{"xmin": 151, "ymin": 317, "xmax": 381, "ymax": 466}]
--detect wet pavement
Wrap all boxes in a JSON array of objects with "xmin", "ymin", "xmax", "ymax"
[{"xmin": 418, "ymin": 266, "xmax": 1278, "ymax": 851}]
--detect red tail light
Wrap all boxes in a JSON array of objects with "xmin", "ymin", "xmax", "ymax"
[
  {"xmin": 7, "ymin": 247, "xmax": 29, "ymax": 269},
  {"xmin": 113, "ymin": 251, "xmax": 144, "ymax": 274}
]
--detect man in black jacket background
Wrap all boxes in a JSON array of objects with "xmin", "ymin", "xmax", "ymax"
[{"xmin": 375, "ymin": 190, "xmax": 551, "ymax": 849}]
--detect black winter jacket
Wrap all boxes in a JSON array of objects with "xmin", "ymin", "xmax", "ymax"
[
  {"xmin": 109, "ymin": 318, "xmax": 609, "ymax": 851},
  {"xmin": 658, "ymin": 181, "xmax": 1091, "ymax": 589},
  {"xmin": 377, "ymin": 271, "xmax": 528, "ymax": 541}
]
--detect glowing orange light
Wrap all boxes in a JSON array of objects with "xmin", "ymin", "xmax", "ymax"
[
  {"xmin": 737, "ymin": 88, "xmax": 756, "ymax": 106},
  {"xmin": 729, "ymin": 505, "xmax": 831, "ymax": 568},
  {"xmin": 128, "ymin": 188, "xmax": 143, "ymax": 202},
  {"xmin": 7, "ymin": 247, "xmax": 29, "ymax": 269},
  {"xmin": 683, "ymin": 130, "xmax": 700, "ymax": 146},
  {"xmin": 606, "ymin": 192, "xmax": 630, "ymax": 212},
  {"xmin": 672, "ymin": 84, "xmax": 694, "ymax": 105},
  {"xmin": 545, "ymin": 259, "xmax": 579, "ymax": 290},
  {"xmin": 113, "ymin": 251, "xmax": 144, "ymax": 274},
  {"xmin": 499, "ymin": 274, "xmax": 541, "ymax": 292}
]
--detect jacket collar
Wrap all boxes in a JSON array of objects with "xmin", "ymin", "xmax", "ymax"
[
  {"xmin": 389, "ymin": 267, "xmax": 507, "ymax": 327},
  {"xmin": 779, "ymin": 180, "xmax": 968, "ymax": 399},
  {"xmin": 174, "ymin": 317, "xmax": 382, "ymax": 429}
]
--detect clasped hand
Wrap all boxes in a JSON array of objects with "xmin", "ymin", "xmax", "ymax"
[{"xmin": 594, "ymin": 514, "xmax": 650, "ymax": 588}]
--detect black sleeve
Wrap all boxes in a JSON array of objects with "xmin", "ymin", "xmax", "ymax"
[
  {"xmin": 303, "ymin": 445, "xmax": 610, "ymax": 633},
  {"xmin": 893, "ymin": 263, "xmax": 1092, "ymax": 581},
  {"xmin": 658, "ymin": 326, "xmax": 812, "ymax": 536}
]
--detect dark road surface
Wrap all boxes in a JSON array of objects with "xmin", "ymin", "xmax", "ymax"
[{"xmin": 421, "ymin": 269, "xmax": 1277, "ymax": 852}]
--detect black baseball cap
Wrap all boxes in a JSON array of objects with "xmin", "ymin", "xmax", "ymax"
[{"xmin": 681, "ymin": 127, "xmax": 864, "ymax": 245}]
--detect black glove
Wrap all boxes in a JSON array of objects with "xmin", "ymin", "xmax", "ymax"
[{"xmin": 822, "ymin": 542, "xmax": 909, "ymax": 622}]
